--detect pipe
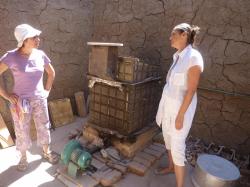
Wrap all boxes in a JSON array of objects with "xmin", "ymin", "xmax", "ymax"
[{"xmin": 198, "ymin": 87, "xmax": 250, "ymax": 98}]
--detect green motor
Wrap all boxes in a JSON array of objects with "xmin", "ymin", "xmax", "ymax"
[
  {"xmin": 61, "ymin": 140, "xmax": 92, "ymax": 177},
  {"xmin": 70, "ymin": 148, "xmax": 92, "ymax": 169}
]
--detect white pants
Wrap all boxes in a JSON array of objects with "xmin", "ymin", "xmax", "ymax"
[
  {"xmin": 161, "ymin": 112, "xmax": 193, "ymax": 166},
  {"xmin": 156, "ymin": 94, "xmax": 197, "ymax": 166},
  {"xmin": 162, "ymin": 128, "xmax": 187, "ymax": 166},
  {"xmin": 162, "ymin": 101, "xmax": 194, "ymax": 166}
]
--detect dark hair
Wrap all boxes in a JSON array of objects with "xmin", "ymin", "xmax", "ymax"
[
  {"xmin": 188, "ymin": 25, "xmax": 200, "ymax": 46},
  {"xmin": 176, "ymin": 25, "xmax": 200, "ymax": 46}
]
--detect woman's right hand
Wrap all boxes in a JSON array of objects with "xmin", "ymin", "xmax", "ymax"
[{"xmin": 6, "ymin": 93, "xmax": 19, "ymax": 104}]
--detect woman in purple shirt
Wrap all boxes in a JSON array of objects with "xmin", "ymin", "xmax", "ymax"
[{"xmin": 0, "ymin": 24, "xmax": 58, "ymax": 171}]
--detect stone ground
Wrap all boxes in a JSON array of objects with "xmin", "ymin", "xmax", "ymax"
[{"xmin": 0, "ymin": 117, "xmax": 195, "ymax": 187}]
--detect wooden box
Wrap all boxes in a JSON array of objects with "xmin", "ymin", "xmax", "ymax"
[
  {"xmin": 48, "ymin": 98, "xmax": 74, "ymax": 128},
  {"xmin": 88, "ymin": 42, "xmax": 123, "ymax": 80}
]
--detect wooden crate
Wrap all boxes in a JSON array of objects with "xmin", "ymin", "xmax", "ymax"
[
  {"xmin": 48, "ymin": 98, "xmax": 75, "ymax": 128},
  {"xmin": 117, "ymin": 57, "xmax": 160, "ymax": 83}
]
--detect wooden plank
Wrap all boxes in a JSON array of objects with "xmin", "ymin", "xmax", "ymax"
[
  {"xmin": 0, "ymin": 113, "xmax": 14, "ymax": 148},
  {"xmin": 48, "ymin": 98, "xmax": 75, "ymax": 128},
  {"xmin": 74, "ymin": 91, "xmax": 87, "ymax": 117}
]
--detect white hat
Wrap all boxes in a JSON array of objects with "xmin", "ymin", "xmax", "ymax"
[
  {"xmin": 173, "ymin": 23, "xmax": 191, "ymax": 32},
  {"xmin": 14, "ymin": 24, "xmax": 41, "ymax": 48}
]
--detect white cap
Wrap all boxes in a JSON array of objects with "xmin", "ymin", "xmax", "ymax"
[{"xmin": 14, "ymin": 24, "xmax": 41, "ymax": 48}]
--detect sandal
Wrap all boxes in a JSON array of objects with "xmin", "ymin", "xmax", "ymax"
[
  {"xmin": 17, "ymin": 156, "xmax": 28, "ymax": 171},
  {"xmin": 43, "ymin": 151, "xmax": 59, "ymax": 165}
]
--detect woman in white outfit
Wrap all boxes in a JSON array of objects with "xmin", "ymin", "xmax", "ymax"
[{"xmin": 155, "ymin": 23, "xmax": 204, "ymax": 187}]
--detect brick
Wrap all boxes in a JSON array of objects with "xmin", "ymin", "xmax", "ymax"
[
  {"xmin": 74, "ymin": 91, "xmax": 87, "ymax": 117},
  {"xmin": 112, "ymin": 126, "xmax": 159, "ymax": 158},
  {"xmin": 79, "ymin": 174, "xmax": 99, "ymax": 187},
  {"xmin": 93, "ymin": 152, "xmax": 108, "ymax": 163},
  {"xmin": 128, "ymin": 161, "xmax": 148, "ymax": 176},
  {"xmin": 136, "ymin": 151, "xmax": 157, "ymax": 164},
  {"xmin": 48, "ymin": 98, "xmax": 74, "ymax": 128},
  {"xmin": 91, "ymin": 167, "xmax": 112, "ymax": 182},
  {"xmin": 83, "ymin": 126, "xmax": 99, "ymax": 138},
  {"xmin": 56, "ymin": 166, "xmax": 99, "ymax": 187},
  {"xmin": 82, "ymin": 126, "xmax": 104, "ymax": 147},
  {"xmin": 152, "ymin": 132, "xmax": 165, "ymax": 144},
  {"xmin": 143, "ymin": 148, "xmax": 162, "ymax": 159},
  {"xmin": 100, "ymin": 169, "xmax": 122, "ymax": 186},
  {"xmin": 153, "ymin": 142, "xmax": 166, "ymax": 149},
  {"xmin": 148, "ymin": 144, "xmax": 166, "ymax": 154},
  {"xmin": 107, "ymin": 162, "xmax": 127, "ymax": 174},
  {"xmin": 57, "ymin": 174, "xmax": 76, "ymax": 187},
  {"xmin": 133, "ymin": 156, "xmax": 151, "ymax": 168},
  {"xmin": 0, "ymin": 113, "xmax": 14, "ymax": 148},
  {"xmin": 91, "ymin": 158, "xmax": 106, "ymax": 170}
]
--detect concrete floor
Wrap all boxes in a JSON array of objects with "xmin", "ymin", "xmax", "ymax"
[{"xmin": 0, "ymin": 117, "xmax": 195, "ymax": 187}]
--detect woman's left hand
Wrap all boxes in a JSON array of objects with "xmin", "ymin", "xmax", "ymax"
[{"xmin": 175, "ymin": 113, "xmax": 184, "ymax": 130}]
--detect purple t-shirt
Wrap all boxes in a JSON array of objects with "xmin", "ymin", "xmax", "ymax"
[{"xmin": 0, "ymin": 48, "xmax": 51, "ymax": 99}]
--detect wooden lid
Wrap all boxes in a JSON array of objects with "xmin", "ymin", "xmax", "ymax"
[{"xmin": 87, "ymin": 42, "xmax": 123, "ymax": 47}]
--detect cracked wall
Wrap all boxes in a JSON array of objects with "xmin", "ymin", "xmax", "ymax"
[
  {"xmin": 0, "ymin": 0, "xmax": 94, "ymax": 133},
  {"xmin": 0, "ymin": 0, "xmax": 249, "ymax": 154},
  {"xmin": 91, "ymin": 0, "xmax": 250, "ymax": 154}
]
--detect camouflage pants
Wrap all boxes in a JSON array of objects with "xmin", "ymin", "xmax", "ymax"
[{"xmin": 10, "ymin": 98, "xmax": 51, "ymax": 152}]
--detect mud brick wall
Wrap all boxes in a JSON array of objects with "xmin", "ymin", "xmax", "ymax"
[
  {"xmin": 0, "ymin": 0, "xmax": 250, "ymax": 154},
  {"xmin": 194, "ymin": 90, "xmax": 250, "ymax": 154},
  {"xmin": 0, "ymin": 0, "xmax": 93, "ymax": 132},
  {"xmin": 91, "ymin": 0, "xmax": 250, "ymax": 154}
]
